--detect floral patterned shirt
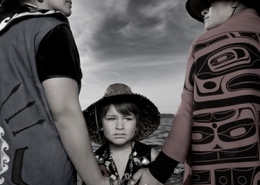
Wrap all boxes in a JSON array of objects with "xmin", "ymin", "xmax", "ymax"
[{"xmin": 93, "ymin": 141, "xmax": 152, "ymax": 185}]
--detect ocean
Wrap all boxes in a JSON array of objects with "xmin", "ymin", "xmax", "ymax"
[{"xmin": 78, "ymin": 117, "xmax": 184, "ymax": 185}]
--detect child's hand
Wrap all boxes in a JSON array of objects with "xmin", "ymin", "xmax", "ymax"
[{"xmin": 129, "ymin": 168, "xmax": 163, "ymax": 185}]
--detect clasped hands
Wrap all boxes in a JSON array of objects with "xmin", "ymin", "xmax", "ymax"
[{"xmin": 129, "ymin": 168, "xmax": 163, "ymax": 185}]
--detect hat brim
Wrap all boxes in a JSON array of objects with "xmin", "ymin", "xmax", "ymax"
[
  {"xmin": 186, "ymin": 0, "xmax": 208, "ymax": 23},
  {"xmin": 83, "ymin": 94, "xmax": 161, "ymax": 144}
]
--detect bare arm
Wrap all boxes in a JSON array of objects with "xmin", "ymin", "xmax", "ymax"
[
  {"xmin": 151, "ymin": 148, "xmax": 159, "ymax": 161},
  {"xmin": 42, "ymin": 77, "xmax": 108, "ymax": 185}
]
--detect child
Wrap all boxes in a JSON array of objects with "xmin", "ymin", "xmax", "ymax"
[{"xmin": 83, "ymin": 83, "xmax": 172, "ymax": 185}]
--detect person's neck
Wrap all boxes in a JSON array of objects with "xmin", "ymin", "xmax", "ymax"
[
  {"xmin": 109, "ymin": 141, "xmax": 135, "ymax": 154},
  {"xmin": 233, "ymin": 4, "xmax": 247, "ymax": 15}
]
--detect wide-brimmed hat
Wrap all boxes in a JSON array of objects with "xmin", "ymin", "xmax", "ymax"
[
  {"xmin": 186, "ymin": 0, "xmax": 209, "ymax": 22},
  {"xmin": 83, "ymin": 83, "xmax": 161, "ymax": 144},
  {"xmin": 186, "ymin": 0, "xmax": 260, "ymax": 22}
]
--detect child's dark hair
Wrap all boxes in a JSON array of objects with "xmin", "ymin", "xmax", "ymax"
[{"xmin": 97, "ymin": 99, "xmax": 142, "ymax": 142}]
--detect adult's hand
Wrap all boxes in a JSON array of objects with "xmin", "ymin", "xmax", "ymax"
[{"xmin": 130, "ymin": 168, "xmax": 163, "ymax": 185}]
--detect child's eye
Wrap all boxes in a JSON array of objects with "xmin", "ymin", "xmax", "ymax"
[
  {"xmin": 125, "ymin": 117, "xmax": 134, "ymax": 121},
  {"xmin": 106, "ymin": 117, "xmax": 115, "ymax": 121}
]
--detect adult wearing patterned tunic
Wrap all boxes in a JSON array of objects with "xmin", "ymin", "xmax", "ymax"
[
  {"xmin": 0, "ymin": 0, "xmax": 108, "ymax": 184},
  {"xmin": 131, "ymin": 0, "xmax": 260, "ymax": 185}
]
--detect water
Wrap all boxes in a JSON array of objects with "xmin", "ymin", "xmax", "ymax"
[{"xmin": 77, "ymin": 117, "xmax": 184, "ymax": 185}]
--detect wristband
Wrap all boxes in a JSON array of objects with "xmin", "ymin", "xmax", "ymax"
[{"xmin": 149, "ymin": 151, "xmax": 178, "ymax": 184}]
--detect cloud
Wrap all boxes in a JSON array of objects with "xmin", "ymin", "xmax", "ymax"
[
  {"xmin": 70, "ymin": 0, "xmax": 204, "ymax": 60},
  {"xmin": 69, "ymin": 0, "xmax": 204, "ymax": 113}
]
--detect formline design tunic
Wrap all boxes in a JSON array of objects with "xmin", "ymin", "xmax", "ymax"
[
  {"xmin": 162, "ymin": 9, "xmax": 260, "ymax": 185},
  {"xmin": 0, "ymin": 11, "xmax": 78, "ymax": 185}
]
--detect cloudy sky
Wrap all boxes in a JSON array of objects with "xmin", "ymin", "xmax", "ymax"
[{"xmin": 68, "ymin": 0, "xmax": 205, "ymax": 114}]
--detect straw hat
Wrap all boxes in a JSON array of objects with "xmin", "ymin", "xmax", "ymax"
[
  {"xmin": 186, "ymin": 0, "xmax": 260, "ymax": 22},
  {"xmin": 83, "ymin": 83, "xmax": 161, "ymax": 144}
]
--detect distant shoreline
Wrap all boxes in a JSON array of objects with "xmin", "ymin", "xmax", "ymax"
[{"xmin": 161, "ymin": 113, "xmax": 174, "ymax": 119}]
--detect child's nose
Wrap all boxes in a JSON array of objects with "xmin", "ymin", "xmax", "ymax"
[{"xmin": 116, "ymin": 119, "xmax": 124, "ymax": 130}]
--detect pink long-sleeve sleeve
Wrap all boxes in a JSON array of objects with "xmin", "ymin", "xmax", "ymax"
[{"xmin": 162, "ymin": 44, "xmax": 195, "ymax": 163}]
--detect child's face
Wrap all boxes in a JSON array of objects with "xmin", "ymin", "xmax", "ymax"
[{"xmin": 102, "ymin": 104, "xmax": 137, "ymax": 147}]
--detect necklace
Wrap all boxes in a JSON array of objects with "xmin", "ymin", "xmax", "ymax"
[
  {"xmin": 109, "ymin": 148, "xmax": 135, "ymax": 185},
  {"xmin": 96, "ymin": 141, "xmax": 151, "ymax": 185},
  {"xmin": 109, "ymin": 141, "xmax": 135, "ymax": 185}
]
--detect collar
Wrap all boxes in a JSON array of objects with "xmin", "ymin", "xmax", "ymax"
[{"xmin": 0, "ymin": 9, "xmax": 68, "ymax": 33}]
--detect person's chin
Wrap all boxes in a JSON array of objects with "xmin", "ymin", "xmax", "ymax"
[
  {"xmin": 112, "ymin": 138, "xmax": 130, "ymax": 145},
  {"xmin": 66, "ymin": 12, "xmax": 72, "ymax": 17},
  {"xmin": 112, "ymin": 141, "xmax": 127, "ymax": 146},
  {"xmin": 63, "ymin": 10, "xmax": 72, "ymax": 17},
  {"xmin": 205, "ymin": 24, "xmax": 214, "ymax": 31}
]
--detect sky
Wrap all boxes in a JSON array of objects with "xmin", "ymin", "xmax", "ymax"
[{"xmin": 68, "ymin": 0, "xmax": 205, "ymax": 114}]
